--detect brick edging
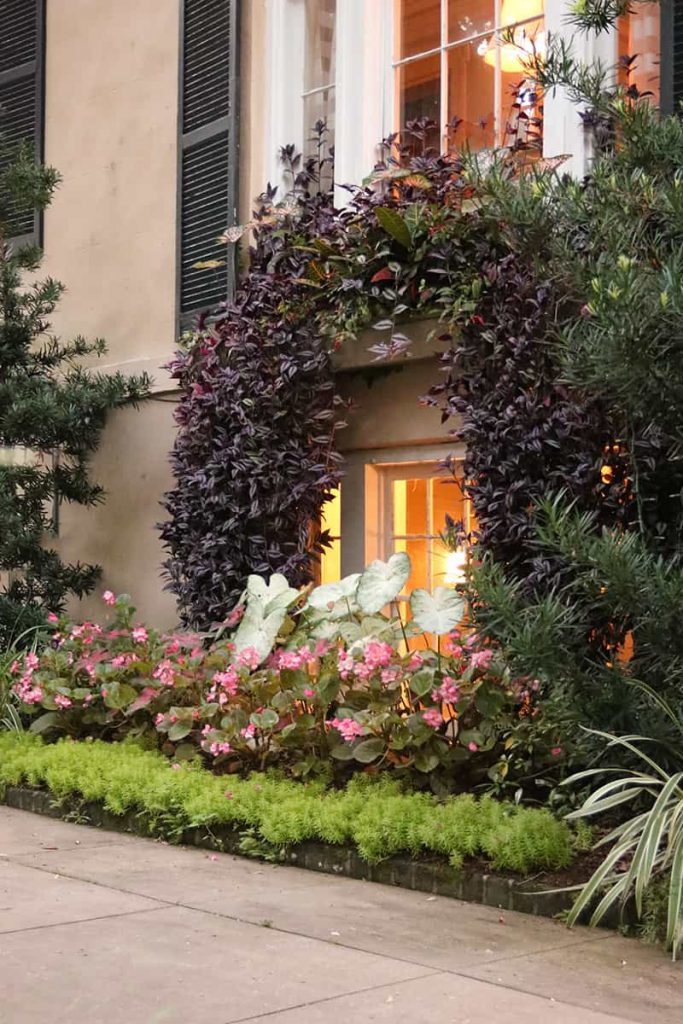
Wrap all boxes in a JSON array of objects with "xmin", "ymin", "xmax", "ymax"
[{"xmin": 3, "ymin": 784, "xmax": 579, "ymax": 920}]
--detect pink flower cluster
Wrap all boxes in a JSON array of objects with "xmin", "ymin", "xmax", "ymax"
[
  {"xmin": 337, "ymin": 640, "xmax": 394, "ymax": 682},
  {"xmin": 206, "ymin": 666, "xmax": 240, "ymax": 704},
  {"xmin": 432, "ymin": 675, "xmax": 460, "ymax": 704},
  {"xmin": 422, "ymin": 708, "xmax": 443, "ymax": 729},
  {"xmin": 330, "ymin": 717, "xmax": 364, "ymax": 742},
  {"xmin": 152, "ymin": 659, "xmax": 176, "ymax": 688},
  {"xmin": 13, "ymin": 652, "xmax": 44, "ymax": 705}
]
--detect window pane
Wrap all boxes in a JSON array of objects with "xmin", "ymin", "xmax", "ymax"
[
  {"xmin": 303, "ymin": 89, "xmax": 335, "ymax": 153},
  {"xmin": 397, "ymin": 0, "xmax": 441, "ymax": 59},
  {"xmin": 501, "ymin": 73, "xmax": 542, "ymax": 149},
  {"xmin": 448, "ymin": 42, "xmax": 495, "ymax": 149},
  {"xmin": 448, "ymin": 0, "xmax": 494, "ymax": 44},
  {"xmin": 397, "ymin": 53, "xmax": 440, "ymax": 141},
  {"xmin": 619, "ymin": 4, "xmax": 660, "ymax": 104},
  {"xmin": 500, "ymin": 0, "xmax": 543, "ymax": 27},
  {"xmin": 320, "ymin": 487, "xmax": 341, "ymax": 585},
  {"xmin": 305, "ymin": 0, "xmax": 336, "ymax": 91}
]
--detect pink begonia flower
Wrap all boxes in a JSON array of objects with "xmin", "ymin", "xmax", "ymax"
[
  {"xmin": 25, "ymin": 652, "xmax": 39, "ymax": 671},
  {"xmin": 47, "ymin": 612, "xmax": 59, "ymax": 625},
  {"xmin": 209, "ymin": 740, "xmax": 232, "ymax": 756},
  {"xmin": 71, "ymin": 624, "xmax": 84, "ymax": 638},
  {"xmin": 551, "ymin": 746, "xmax": 562, "ymax": 757},
  {"xmin": 433, "ymin": 676, "xmax": 460, "ymax": 704},
  {"xmin": 201, "ymin": 724, "xmax": 212, "ymax": 736},
  {"xmin": 54, "ymin": 694, "xmax": 72, "ymax": 709},
  {"xmin": 468, "ymin": 741, "xmax": 478, "ymax": 752},
  {"xmin": 132, "ymin": 626, "xmax": 148, "ymax": 644},
  {"xmin": 101, "ymin": 688, "xmax": 108, "ymax": 698},
  {"xmin": 10, "ymin": 660, "xmax": 19, "ymax": 675},
  {"xmin": 422, "ymin": 708, "xmax": 443, "ymax": 729},
  {"xmin": 212, "ymin": 667, "xmax": 239, "ymax": 695},
  {"xmin": 240, "ymin": 723, "xmax": 256, "ymax": 740},
  {"xmin": 171, "ymin": 763, "xmax": 181, "ymax": 771},
  {"xmin": 314, "ymin": 640, "xmax": 330, "ymax": 658},
  {"xmin": 465, "ymin": 633, "xmax": 479, "ymax": 649},
  {"xmin": 102, "ymin": 590, "xmax": 116, "ymax": 606},
  {"xmin": 363, "ymin": 640, "xmax": 393, "ymax": 670},
  {"xmin": 303, "ymin": 687, "xmax": 315, "ymax": 698},
  {"xmin": 236, "ymin": 647, "xmax": 261, "ymax": 670},
  {"xmin": 14, "ymin": 682, "xmax": 43, "ymax": 705},
  {"xmin": 330, "ymin": 717, "xmax": 364, "ymax": 742},
  {"xmin": 165, "ymin": 638, "xmax": 181, "ymax": 655},
  {"xmin": 111, "ymin": 655, "xmax": 127, "ymax": 669},
  {"xmin": 407, "ymin": 652, "xmax": 424, "ymax": 671},
  {"xmin": 337, "ymin": 651, "xmax": 355, "ymax": 680},
  {"xmin": 155, "ymin": 713, "xmax": 165, "ymax": 726},
  {"xmin": 380, "ymin": 668, "xmax": 400, "ymax": 685},
  {"xmin": 153, "ymin": 659, "xmax": 176, "ymax": 687},
  {"xmin": 469, "ymin": 649, "xmax": 494, "ymax": 670}
]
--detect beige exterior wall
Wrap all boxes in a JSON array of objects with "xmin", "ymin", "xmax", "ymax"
[
  {"xmin": 35, "ymin": 1, "xmax": 455, "ymax": 622},
  {"xmin": 42, "ymin": 0, "xmax": 182, "ymax": 626}
]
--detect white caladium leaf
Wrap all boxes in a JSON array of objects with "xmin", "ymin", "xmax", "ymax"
[
  {"xmin": 409, "ymin": 586, "xmax": 464, "ymax": 636},
  {"xmin": 306, "ymin": 573, "xmax": 361, "ymax": 619},
  {"xmin": 245, "ymin": 573, "xmax": 299, "ymax": 618},
  {"xmin": 356, "ymin": 552, "xmax": 411, "ymax": 614},
  {"xmin": 232, "ymin": 574, "xmax": 299, "ymax": 662}
]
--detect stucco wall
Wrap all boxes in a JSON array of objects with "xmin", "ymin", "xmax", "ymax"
[{"xmin": 41, "ymin": 0, "xmax": 182, "ymax": 625}]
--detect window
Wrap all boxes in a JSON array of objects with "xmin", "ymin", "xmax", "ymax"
[
  {"xmin": 319, "ymin": 486, "xmax": 341, "ymax": 584},
  {"xmin": 179, "ymin": 0, "xmax": 239, "ymax": 320},
  {"xmin": 0, "ymin": 0, "xmax": 45, "ymax": 246},
  {"xmin": 378, "ymin": 462, "xmax": 471, "ymax": 598},
  {"xmin": 303, "ymin": 0, "xmax": 337, "ymax": 157},
  {"xmin": 619, "ymin": 3, "xmax": 661, "ymax": 105},
  {"xmin": 394, "ymin": 0, "xmax": 544, "ymax": 151}
]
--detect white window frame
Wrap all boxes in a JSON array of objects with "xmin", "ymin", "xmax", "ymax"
[{"xmin": 265, "ymin": 0, "xmax": 625, "ymax": 196}]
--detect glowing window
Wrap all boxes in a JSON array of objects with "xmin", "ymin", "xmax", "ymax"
[{"xmin": 394, "ymin": 0, "xmax": 544, "ymax": 151}]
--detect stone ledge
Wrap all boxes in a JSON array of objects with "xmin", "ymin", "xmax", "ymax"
[{"xmin": 3, "ymin": 784, "xmax": 579, "ymax": 921}]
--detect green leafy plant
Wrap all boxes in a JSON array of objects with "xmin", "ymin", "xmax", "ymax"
[
  {"xmin": 10, "ymin": 559, "xmax": 539, "ymax": 787},
  {"xmin": 0, "ymin": 732, "xmax": 582, "ymax": 874},
  {"xmin": 564, "ymin": 685, "xmax": 683, "ymax": 960}
]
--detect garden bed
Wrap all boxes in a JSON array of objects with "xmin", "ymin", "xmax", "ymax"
[{"xmin": 0, "ymin": 733, "xmax": 615, "ymax": 925}]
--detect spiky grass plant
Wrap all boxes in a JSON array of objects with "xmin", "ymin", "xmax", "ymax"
[{"xmin": 565, "ymin": 684, "xmax": 683, "ymax": 959}]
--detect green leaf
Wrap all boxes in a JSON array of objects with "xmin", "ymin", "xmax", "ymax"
[
  {"xmin": 352, "ymin": 737, "xmax": 385, "ymax": 763},
  {"xmin": 414, "ymin": 751, "xmax": 440, "ymax": 773},
  {"xmin": 330, "ymin": 743, "xmax": 355, "ymax": 761},
  {"xmin": 29, "ymin": 711, "xmax": 60, "ymax": 734},
  {"xmin": 409, "ymin": 587, "xmax": 464, "ymax": 635},
  {"xmin": 168, "ymin": 721, "xmax": 193, "ymax": 742},
  {"xmin": 475, "ymin": 680, "xmax": 507, "ymax": 718},
  {"xmin": 409, "ymin": 668, "xmax": 436, "ymax": 698},
  {"xmin": 250, "ymin": 708, "xmax": 279, "ymax": 729},
  {"xmin": 357, "ymin": 552, "xmax": 411, "ymax": 614},
  {"xmin": 376, "ymin": 207, "xmax": 412, "ymax": 249}
]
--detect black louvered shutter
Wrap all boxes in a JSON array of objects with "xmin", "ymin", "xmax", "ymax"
[
  {"xmin": 661, "ymin": 0, "xmax": 683, "ymax": 114},
  {"xmin": 179, "ymin": 0, "xmax": 239, "ymax": 319},
  {"xmin": 0, "ymin": 0, "xmax": 44, "ymax": 244}
]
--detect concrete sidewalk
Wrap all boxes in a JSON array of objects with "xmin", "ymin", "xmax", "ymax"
[{"xmin": 0, "ymin": 806, "xmax": 680, "ymax": 1024}]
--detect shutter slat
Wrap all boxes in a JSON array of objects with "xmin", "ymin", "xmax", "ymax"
[
  {"xmin": 180, "ymin": 0, "xmax": 238, "ymax": 317},
  {"xmin": 0, "ymin": 2, "xmax": 42, "ymax": 242},
  {"xmin": 182, "ymin": 0, "xmax": 231, "ymax": 133},
  {"xmin": 180, "ymin": 131, "xmax": 229, "ymax": 313},
  {"xmin": 0, "ymin": 0, "xmax": 37, "ymax": 75}
]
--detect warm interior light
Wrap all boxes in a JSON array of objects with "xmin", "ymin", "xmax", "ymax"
[
  {"xmin": 444, "ymin": 547, "xmax": 468, "ymax": 586},
  {"xmin": 479, "ymin": 0, "xmax": 544, "ymax": 73}
]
